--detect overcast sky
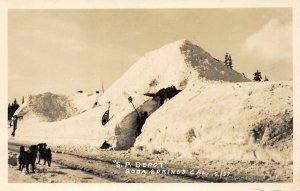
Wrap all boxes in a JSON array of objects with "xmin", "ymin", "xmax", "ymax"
[{"xmin": 8, "ymin": 9, "xmax": 292, "ymax": 102}]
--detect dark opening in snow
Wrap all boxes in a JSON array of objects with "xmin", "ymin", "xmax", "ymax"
[
  {"xmin": 114, "ymin": 86, "xmax": 182, "ymax": 150},
  {"xmin": 100, "ymin": 136, "xmax": 116, "ymax": 150},
  {"xmin": 144, "ymin": 86, "xmax": 182, "ymax": 106}
]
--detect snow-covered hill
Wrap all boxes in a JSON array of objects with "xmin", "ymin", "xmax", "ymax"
[
  {"xmin": 135, "ymin": 80, "xmax": 292, "ymax": 162},
  {"xmin": 11, "ymin": 40, "xmax": 292, "ymax": 163},
  {"xmin": 15, "ymin": 92, "xmax": 100, "ymax": 122},
  {"xmin": 93, "ymin": 40, "xmax": 249, "ymax": 149}
]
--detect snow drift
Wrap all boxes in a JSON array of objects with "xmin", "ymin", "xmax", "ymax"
[
  {"xmin": 11, "ymin": 40, "xmax": 292, "ymax": 163},
  {"xmin": 12, "ymin": 91, "xmax": 102, "ymax": 145},
  {"xmin": 134, "ymin": 80, "xmax": 293, "ymax": 162},
  {"xmin": 15, "ymin": 92, "xmax": 99, "ymax": 122}
]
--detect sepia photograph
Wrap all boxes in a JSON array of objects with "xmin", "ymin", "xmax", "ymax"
[{"xmin": 1, "ymin": 1, "xmax": 299, "ymax": 189}]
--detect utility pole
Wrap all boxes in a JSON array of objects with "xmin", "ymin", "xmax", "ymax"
[{"xmin": 102, "ymin": 80, "xmax": 105, "ymax": 94}]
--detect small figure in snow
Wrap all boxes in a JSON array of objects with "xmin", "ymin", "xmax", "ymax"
[
  {"xmin": 11, "ymin": 115, "xmax": 19, "ymax": 136},
  {"xmin": 135, "ymin": 112, "xmax": 149, "ymax": 137}
]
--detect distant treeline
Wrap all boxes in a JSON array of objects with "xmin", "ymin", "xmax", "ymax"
[{"xmin": 8, "ymin": 97, "xmax": 23, "ymax": 120}]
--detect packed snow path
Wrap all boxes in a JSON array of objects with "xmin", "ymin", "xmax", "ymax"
[
  {"xmin": 8, "ymin": 142, "xmax": 292, "ymax": 182},
  {"xmin": 8, "ymin": 142, "xmax": 193, "ymax": 183}
]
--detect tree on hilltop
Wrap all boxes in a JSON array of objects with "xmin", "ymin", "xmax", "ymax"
[
  {"xmin": 264, "ymin": 75, "xmax": 269, "ymax": 81},
  {"xmin": 8, "ymin": 98, "xmax": 20, "ymax": 120},
  {"xmin": 224, "ymin": 53, "xmax": 233, "ymax": 69},
  {"xmin": 253, "ymin": 70, "xmax": 262, "ymax": 81}
]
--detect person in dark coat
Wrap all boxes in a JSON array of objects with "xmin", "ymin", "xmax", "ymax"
[
  {"xmin": 135, "ymin": 112, "xmax": 149, "ymax": 137},
  {"xmin": 11, "ymin": 115, "xmax": 18, "ymax": 136}
]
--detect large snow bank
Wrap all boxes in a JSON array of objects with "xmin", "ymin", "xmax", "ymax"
[
  {"xmin": 135, "ymin": 80, "xmax": 293, "ymax": 162},
  {"xmin": 13, "ymin": 92, "xmax": 101, "ymax": 145},
  {"xmin": 15, "ymin": 92, "xmax": 99, "ymax": 122},
  {"xmin": 11, "ymin": 39, "xmax": 292, "ymax": 164},
  {"xmin": 95, "ymin": 40, "xmax": 249, "ymax": 148}
]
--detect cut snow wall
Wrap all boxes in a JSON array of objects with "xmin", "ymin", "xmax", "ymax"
[
  {"xmin": 114, "ymin": 86, "xmax": 183, "ymax": 150},
  {"xmin": 115, "ymin": 99, "xmax": 161, "ymax": 150}
]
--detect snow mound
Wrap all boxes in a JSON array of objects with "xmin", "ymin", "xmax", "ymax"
[
  {"xmin": 94, "ymin": 39, "xmax": 249, "ymax": 149},
  {"xmin": 15, "ymin": 92, "xmax": 99, "ymax": 123},
  {"xmin": 134, "ymin": 81, "xmax": 293, "ymax": 162},
  {"xmin": 99, "ymin": 40, "xmax": 248, "ymax": 102}
]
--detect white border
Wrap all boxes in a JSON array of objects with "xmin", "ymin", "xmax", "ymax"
[{"xmin": 0, "ymin": 0, "xmax": 299, "ymax": 191}]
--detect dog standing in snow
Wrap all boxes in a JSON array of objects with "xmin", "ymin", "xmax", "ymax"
[
  {"xmin": 18, "ymin": 145, "xmax": 39, "ymax": 173},
  {"xmin": 37, "ymin": 143, "xmax": 52, "ymax": 167},
  {"xmin": 18, "ymin": 146, "xmax": 26, "ymax": 170}
]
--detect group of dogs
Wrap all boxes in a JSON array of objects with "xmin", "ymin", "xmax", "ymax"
[{"xmin": 18, "ymin": 143, "xmax": 52, "ymax": 173}]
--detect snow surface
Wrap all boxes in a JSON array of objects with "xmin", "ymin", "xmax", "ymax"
[
  {"xmin": 10, "ymin": 40, "xmax": 292, "ymax": 163},
  {"xmin": 13, "ymin": 92, "xmax": 101, "ymax": 145},
  {"xmin": 15, "ymin": 92, "xmax": 100, "ymax": 122},
  {"xmin": 135, "ymin": 80, "xmax": 292, "ymax": 162}
]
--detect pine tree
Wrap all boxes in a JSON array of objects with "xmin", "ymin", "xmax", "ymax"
[
  {"xmin": 13, "ymin": 98, "xmax": 17, "ymax": 105},
  {"xmin": 8, "ymin": 98, "xmax": 20, "ymax": 120},
  {"xmin": 224, "ymin": 53, "xmax": 229, "ymax": 66},
  {"xmin": 228, "ymin": 55, "xmax": 233, "ymax": 69},
  {"xmin": 264, "ymin": 75, "xmax": 269, "ymax": 81},
  {"xmin": 253, "ymin": 70, "xmax": 262, "ymax": 81},
  {"xmin": 224, "ymin": 53, "xmax": 233, "ymax": 69}
]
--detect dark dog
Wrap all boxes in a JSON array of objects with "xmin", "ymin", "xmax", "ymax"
[
  {"xmin": 37, "ymin": 143, "xmax": 52, "ymax": 167},
  {"xmin": 18, "ymin": 145, "xmax": 39, "ymax": 173},
  {"xmin": 37, "ymin": 143, "xmax": 47, "ymax": 164},
  {"xmin": 45, "ymin": 148, "xmax": 52, "ymax": 167},
  {"xmin": 18, "ymin": 146, "xmax": 26, "ymax": 171}
]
